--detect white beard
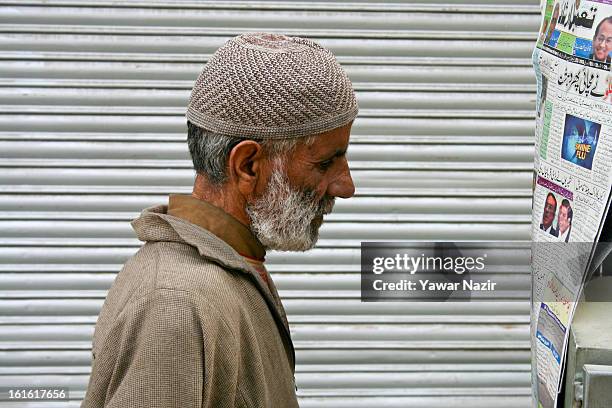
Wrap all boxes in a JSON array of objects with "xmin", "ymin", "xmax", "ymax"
[{"xmin": 246, "ymin": 161, "xmax": 335, "ymax": 252}]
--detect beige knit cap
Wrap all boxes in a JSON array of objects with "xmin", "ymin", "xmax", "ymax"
[{"xmin": 186, "ymin": 33, "xmax": 358, "ymax": 139}]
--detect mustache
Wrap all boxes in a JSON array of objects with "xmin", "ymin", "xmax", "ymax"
[
  {"xmin": 303, "ymin": 189, "xmax": 335, "ymax": 216},
  {"xmin": 320, "ymin": 196, "xmax": 335, "ymax": 215}
]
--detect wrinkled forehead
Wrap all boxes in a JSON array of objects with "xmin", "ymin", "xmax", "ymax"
[
  {"xmin": 303, "ymin": 122, "xmax": 353, "ymax": 156},
  {"xmin": 597, "ymin": 20, "xmax": 612, "ymax": 36}
]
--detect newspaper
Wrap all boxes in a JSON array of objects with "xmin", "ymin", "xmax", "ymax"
[{"xmin": 531, "ymin": 1, "xmax": 612, "ymax": 406}]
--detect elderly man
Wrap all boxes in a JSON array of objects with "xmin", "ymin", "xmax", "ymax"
[
  {"xmin": 590, "ymin": 16, "xmax": 612, "ymax": 62},
  {"xmin": 82, "ymin": 33, "xmax": 357, "ymax": 408}
]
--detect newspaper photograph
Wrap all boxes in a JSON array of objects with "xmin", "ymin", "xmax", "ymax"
[{"xmin": 532, "ymin": 0, "xmax": 612, "ymax": 406}]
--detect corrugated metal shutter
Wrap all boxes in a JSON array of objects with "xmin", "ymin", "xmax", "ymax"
[{"xmin": 0, "ymin": 1, "xmax": 538, "ymax": 406}]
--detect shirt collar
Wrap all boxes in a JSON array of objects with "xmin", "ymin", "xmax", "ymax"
[{"xmin": 167, "ymin": 194, "xmax": 266, "ymax": 262}]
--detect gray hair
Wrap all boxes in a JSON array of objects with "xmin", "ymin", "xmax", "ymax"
[{"xmin": 187, "ymin": 121, "xmax": 315, "ymax": 185}]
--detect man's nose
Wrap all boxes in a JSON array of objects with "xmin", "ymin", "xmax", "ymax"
[{"xmin": 327, "ymin": 160, "xmax": 355, "ymax": 199}]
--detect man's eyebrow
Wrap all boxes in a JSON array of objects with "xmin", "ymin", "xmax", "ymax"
[{"xmin": 321, "ymin": 148, "xmax": 347, "ymax": 161}]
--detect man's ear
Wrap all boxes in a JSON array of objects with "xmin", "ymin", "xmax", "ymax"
[{"xmin": 227, "ymin": 140, "xmax": 266, "ymax": 197}]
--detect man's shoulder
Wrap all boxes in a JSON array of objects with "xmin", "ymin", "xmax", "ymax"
[
  {"xmin": 119, "ymin": 240, "xmax": 254, "ymax": 313},
  {"xmin": 128, "ymin": 240, "xmax": 238, "ymax": 284}
]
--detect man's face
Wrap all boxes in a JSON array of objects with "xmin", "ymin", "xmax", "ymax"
[
  {"xmin": 543, "ymin": 195, "xmax": 556, "ymax": 228},
  {"xmin": 247, "ymin": 122, "xmax": 355, "ymax": 251},
  {"xmin": 550, "ymin": 6, "xmax": 560, "ymax": 29},
  {"xmin": 558, "ymin": 206, "xmax": 570, "ymax": 233},
  {"xmin": 593, "ymin": 20, "xmax": 612, "ymax": 61},
  {"xmin": 552, "ymin": 7, "xmax": 560, "ymax": 24}
]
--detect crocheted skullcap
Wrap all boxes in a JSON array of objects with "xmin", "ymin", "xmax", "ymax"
[{"xmin": 186, "ymin": 33, "xmax": 358, "ymax": 139}]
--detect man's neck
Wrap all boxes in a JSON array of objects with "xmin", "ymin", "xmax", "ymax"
[{"xmin": 192, "ymin": 174, "xmax": 251, "ymax": 227}]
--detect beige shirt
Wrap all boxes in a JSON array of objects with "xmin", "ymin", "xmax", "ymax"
[{"xmin": 82, "ymin": 198, "xmax": 298, "ymax": 408}]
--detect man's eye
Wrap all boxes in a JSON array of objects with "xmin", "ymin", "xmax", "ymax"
[{"xmin": 318, "ymin": 159, "xmax": 334, "ymax": 171}]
